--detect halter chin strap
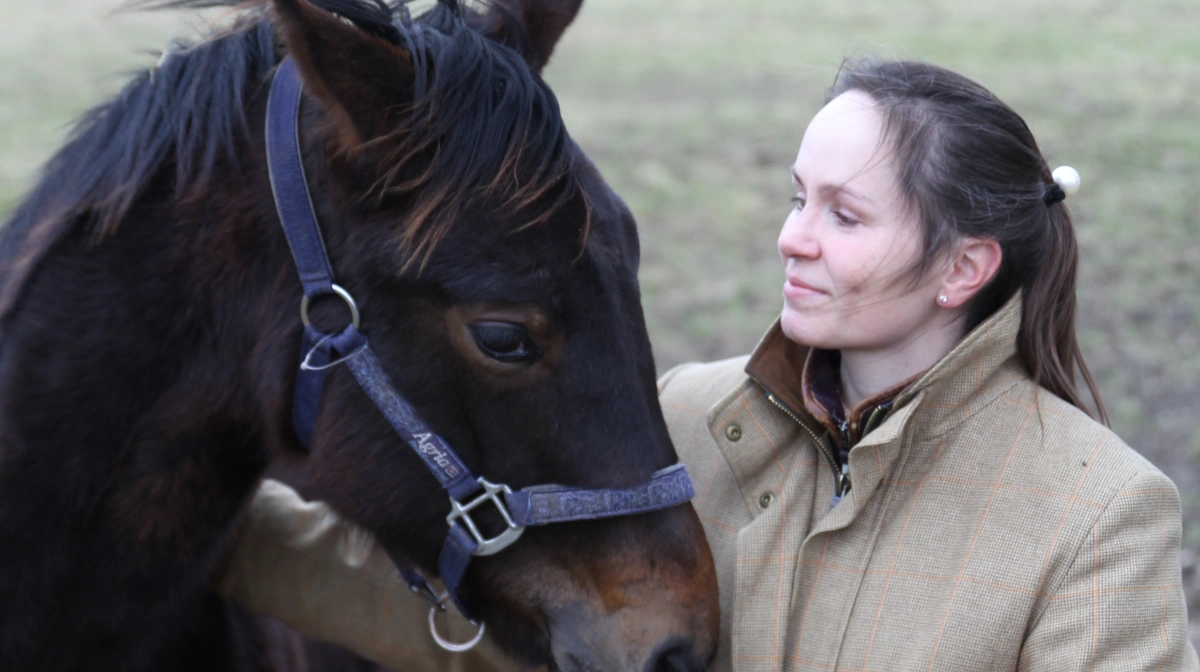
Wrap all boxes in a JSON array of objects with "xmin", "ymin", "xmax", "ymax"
[{"xmin": 265, "ymin": 57, "xmax": 696, "ymax": 630}]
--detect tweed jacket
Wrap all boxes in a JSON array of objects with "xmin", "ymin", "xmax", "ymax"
[{"xmin": 218, "ymin": 297, "xmax": 1198, "ymax": 671}]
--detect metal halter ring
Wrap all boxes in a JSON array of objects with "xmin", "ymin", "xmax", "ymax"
[
  {"xmin": 429, "ymin": 607, "xmax": 486, "ymax": 653},
  {"xmin": 300, "ymin": 284, "xmax": 361, "ymax": 329}
]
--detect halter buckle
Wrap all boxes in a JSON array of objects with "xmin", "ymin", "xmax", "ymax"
[{"xmin": 447, "ymin": 478, "xmax": 525, "ymax": 557}]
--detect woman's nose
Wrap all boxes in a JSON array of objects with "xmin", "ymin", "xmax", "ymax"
[{"xmin": 778, "ymin": 206, "xmax": 820, "ymax": 261}]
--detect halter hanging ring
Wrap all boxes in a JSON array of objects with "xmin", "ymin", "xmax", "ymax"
[
  {"xmin": 429, "ymin": 607, "xmax": 487, "ymax": 653},
  {"xmin": 300, "ymin": 284, "xmax": 360, "ymax": 329}
]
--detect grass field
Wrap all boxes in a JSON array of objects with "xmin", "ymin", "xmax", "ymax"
[{"xmin": 2, "ymin": 0, "xmax": 1198, "ymax": 645}]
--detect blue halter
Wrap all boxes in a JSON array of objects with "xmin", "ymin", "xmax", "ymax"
[{"xmin": 264, "ymin": 57, "xmax": 695, "ymax": 617}]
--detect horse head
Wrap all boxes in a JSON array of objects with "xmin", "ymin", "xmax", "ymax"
[
  {"xmin": 258, "ymin": 0, "xmax": 719, "ymax": 668},
  {"xmin": 0, "ymin": 0, "xmax": 718, "ymax": 669}
]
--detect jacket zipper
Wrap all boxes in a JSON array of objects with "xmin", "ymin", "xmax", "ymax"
[
  {"xmin": 862, "ymin": 403, "xmax": 888, "ymax": 437},
  {"xmin": 766, "ymin": 392, "xmax": 851, "ymax": 497}
]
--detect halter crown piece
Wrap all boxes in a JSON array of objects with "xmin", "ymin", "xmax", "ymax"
[{"xmin": 265, "ymin": 58, "xmax": 697, "ymax": 652}]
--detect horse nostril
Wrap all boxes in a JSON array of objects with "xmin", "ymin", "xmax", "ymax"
[
  {"xmin": 661, "ymin": 652, "xmax": 692, "ymax": 672},
  {"xmin": 646, "ymin": 638, "xmax": 703, "ymax": 672}
]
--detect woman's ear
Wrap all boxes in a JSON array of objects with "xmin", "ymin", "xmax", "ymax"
[
  {"xmin": 937, "ymin": 237, "xmax": 1002, "ymax": 308},
  {"xmin": 270, "ymin": 0, "xmax": 415, "ymax": 148}
]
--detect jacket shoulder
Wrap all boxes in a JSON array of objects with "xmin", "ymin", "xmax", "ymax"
[
  {"xmin": 1023, "ymin": 381, "xmax": 1167, "ymax": 489},
  {"xmin": 657, "ymin": 355, "xmax": 754, "ymax": 413},
  {"xmin": 1015, "ymin": 389, "xmax": 1193, "ymax": 668},
  {"xmin": 953, "ymin": 377, "xmax": 1181, "ymax": 570},
  {"xmin": 942, "ymin": 372, "xmax": 1168, "ymax": 496}
]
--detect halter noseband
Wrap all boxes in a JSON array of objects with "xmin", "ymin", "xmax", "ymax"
[{"xmin": 264, "ymin": 57, "xmax": 696, "ymax": 646}]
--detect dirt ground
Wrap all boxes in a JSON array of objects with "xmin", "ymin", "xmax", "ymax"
[{"xmin": 1, "ymin": 0, "xmax": 1198, "ymax": 650}]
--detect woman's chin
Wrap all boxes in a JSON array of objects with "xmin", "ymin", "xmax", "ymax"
[{"xmin": 779, "ymin": 309, "xmax": 830, "ymax": 349}]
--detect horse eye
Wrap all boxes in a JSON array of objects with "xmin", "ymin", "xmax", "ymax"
[{"xmin": 468, "ymin": 322, "xmax": 540, "ymax": 364}]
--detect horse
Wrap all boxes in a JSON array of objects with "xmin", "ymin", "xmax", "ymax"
[{"xmin": 0, "ymin": 0, "xmax": 720, "ymax": 670}]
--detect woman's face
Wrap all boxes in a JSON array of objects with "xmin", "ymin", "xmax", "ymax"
[{"xmin": 778, "ymin": 90, "xmax": 944, "ymax": 354}]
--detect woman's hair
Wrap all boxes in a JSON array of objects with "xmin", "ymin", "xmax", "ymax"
[{"xmin": 828, "ymin": 59, "xmax": 1108, "ymax": 424}]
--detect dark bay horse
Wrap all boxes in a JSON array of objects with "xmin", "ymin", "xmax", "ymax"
[{"xmin": 0, "ymin": 0, "xmax": 719, "ymax": 670}]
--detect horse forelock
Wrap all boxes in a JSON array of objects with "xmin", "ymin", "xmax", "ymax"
[{"xmin": 363, "ymin": 3, "xmax": 588, "ymax": 271}]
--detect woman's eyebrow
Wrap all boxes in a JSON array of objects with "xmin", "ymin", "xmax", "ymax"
[{"xmin": 791, "ymin": 167, "xmax": 876, "ymax": 205}]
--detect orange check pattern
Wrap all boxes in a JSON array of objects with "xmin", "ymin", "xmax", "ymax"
[
  {"xmin": 657, "ymin": 297, "xmax": 1198, "ymax": 671},
  {"xmin": 219, "ymin": 297, "xmax": 1198, "ymax": 671}
]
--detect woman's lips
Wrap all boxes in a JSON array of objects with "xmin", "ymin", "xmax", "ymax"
[{"xmin": 784, "ymin": 276, "xmax": 826, "ymax": 299}]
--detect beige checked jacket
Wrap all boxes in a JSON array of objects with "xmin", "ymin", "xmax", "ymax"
[{"xmin": 218, "ymin": 297, "xmax": 1199, "ymax": 670}]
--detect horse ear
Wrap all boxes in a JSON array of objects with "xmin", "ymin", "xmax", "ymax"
[
  {"xmin": 270, "ymin": 0, "xmax": 414, "ymax": 147},
  {"xmin": 478, "ymin": 0, "xmax": 584, "ymax": 75}
]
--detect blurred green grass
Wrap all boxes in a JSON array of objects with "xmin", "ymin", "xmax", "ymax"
[
  {"xmin": 2, "ymin": 0, "xmax": 1198, "ymax": 641},
  {"xmin": 543, "ymin": 0, "xmax": 1200, "ymax": 638}
]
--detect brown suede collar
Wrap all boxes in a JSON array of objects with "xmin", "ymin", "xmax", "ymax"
[
  {"xmin": 742, "ymin": 320, "xmax": 813, "ymax": 424},
  {"xmin": 744, "ymin": 294, "xmax": 1027, "ymax": 463},
  {"xmin": 743, "ymin": 320, "xmax": 923, "ymax": 458},
  {"xmin": 801, "ymin": 349, "xmax": 921, "ymax": 454}
]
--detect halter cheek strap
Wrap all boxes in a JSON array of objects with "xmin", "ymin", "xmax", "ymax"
[
  {"xmin": 265, "ymin": 56, "xmax": 696, "ymax": 636},
  {"xmin": 265, "ymin": 55, "xmax": 344, "ymax": 451}
]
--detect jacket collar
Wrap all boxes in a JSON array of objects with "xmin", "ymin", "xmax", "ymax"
[
  {"xmin": 889, "ymin": 292, "xmax": 1023, "ymax": 438},
  {"xmin": 744, "ymin": 293, "xmax": 1023, "ymax": 427},
  {"xmin": 742, "ymin": 318, "xmax": 813, "ymax": 424},
  {"xmin": 799, "ymin": 348, "xmax": 922, "ymax": 453},
  {"xmin": 742, "ymin": 293, "xmax": 1026, "ymax": 516}
]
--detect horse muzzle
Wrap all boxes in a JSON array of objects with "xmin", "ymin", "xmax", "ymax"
[{"xmin": 547, "ymin": 594, "xmax": 718, "ymax": 672}]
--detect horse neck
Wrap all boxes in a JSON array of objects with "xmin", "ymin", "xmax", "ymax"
[{"xmin": 0, "ymin": 112, "xmax": 299, "ymax": 601}]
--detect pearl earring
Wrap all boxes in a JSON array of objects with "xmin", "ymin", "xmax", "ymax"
[{"xmin": 938, "ymin": 294, "xmax": 948, "ymax": 305}]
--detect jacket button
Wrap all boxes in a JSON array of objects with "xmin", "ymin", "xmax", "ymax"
[
  {"xmin": 725, "ymin": 424, "xmax": 742, "ymax": 441},
  {"xmin": 759, "ymin": 492, "xmax": 774, "ymax": 509}
]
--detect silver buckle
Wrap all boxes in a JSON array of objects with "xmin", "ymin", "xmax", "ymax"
[{"xmin": 447, "ymin": 477, "xmax": 525, "ymax": 557}]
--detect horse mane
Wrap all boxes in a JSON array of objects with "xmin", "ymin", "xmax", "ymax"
[{"xmin": 0, "ymin": 0, "xmax": 583, "ymax": 329}]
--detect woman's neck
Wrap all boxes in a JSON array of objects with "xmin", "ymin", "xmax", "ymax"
[{"xmin": 838, "ymin": 312, "xmax": 966, "ymax": 410}]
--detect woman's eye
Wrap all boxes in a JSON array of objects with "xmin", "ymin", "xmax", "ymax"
[
  {"xmin": 468, "ymin": 322, "xmax": 541, "ymax": 364},
  {"xmin": 833, "ymin": 210, "xmax": 859, "ymax": 226},
  {"xmin": 791, "ymin": 196, "xmax": 806, "ymax": 210}
]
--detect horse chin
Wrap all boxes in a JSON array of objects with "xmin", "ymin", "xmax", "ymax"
[
  {"xmin": 542, "ymin": 599, "xmax": 716, "ymax": 672},
  {"xmin": 460, "ymin": 510, "xmax": 720, "ymax": 672},
  {"xmin": 471, "ymin": 576, "xmax": 718, "ymax": 671},
  {"xmin": 476, "ymin": 604, "xmax": 715, "ymax": 672},
  {"xmin": 454, "ymin": 578, "xmax": 715, "ymax": 672}
]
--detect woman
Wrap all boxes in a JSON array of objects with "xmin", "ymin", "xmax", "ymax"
[{"xmin": 218, "ymin": 60, "xmax": 1198, "ymax": 670}]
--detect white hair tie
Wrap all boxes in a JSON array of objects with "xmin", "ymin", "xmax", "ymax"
[{"xmin": 1045, "ymin": 166, "xmax": 1081, "ymax": 206}]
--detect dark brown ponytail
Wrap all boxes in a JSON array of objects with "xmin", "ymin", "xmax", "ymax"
[
  {"xmin": 1018, "ymin": 202, "xmax": 1108, "ymax": 424},
  {"xmin": 829, "ymin": 59, "xmax": 1108, "ymax": 424}
]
